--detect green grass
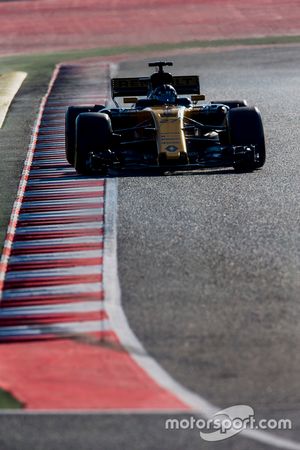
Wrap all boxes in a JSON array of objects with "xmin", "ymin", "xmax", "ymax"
[
  {"xmin": 0, "ymin": 34, "xmax": 300, "ymax": 83},
  {"xmin": 0, "ymin": 388, "xmax": 23, "ymax": 409}
]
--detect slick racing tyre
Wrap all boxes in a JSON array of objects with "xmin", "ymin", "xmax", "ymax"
[
  {"xmin": 74, "ymin": 112, "xmax": 112, "ymax": 175},
  {"xmin": 65, "ymin": 105, "xmax": 104, "ymax": 165},
  {"xmin": 227, "ymin": 106, "xmax": 266, "ymax": 172}
]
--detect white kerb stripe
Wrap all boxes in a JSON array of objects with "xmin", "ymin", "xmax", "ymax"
[
  {"xmin": 15, "ymin": 222, "xmax": 103, "ymax": 233},
  {"xmin": 19, "ymin": 208, "xmax": 103, "ymax": 219},
  {"xmin": 23, "ymin": 187, "xmax": 104, "ymax": 195},
  {"xmin": 0, "ymin": 320, "xmax": 111, "ymax": 337},
  {"xmin": 2, "ymin": 282, "xmax": 103, "ymax": 299},
  {"xmin": 5, "ymin": 266, "xmax": 101, "ymax": 280},
  {"xmin": 12, "ymin": 236, "xmax": 103, "ymax": 248},
  {"xmin": 9, "ymin": 250, "xmax": 102, "ymax": 262},
  {"xmin": 0, "ymin": 301, "xmax": 105, "ymax": 317},
  {"xmin": 21, "ymin": 198, "xmax": 103, "ymax": 207}
]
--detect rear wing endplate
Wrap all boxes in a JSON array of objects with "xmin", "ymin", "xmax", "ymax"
[{"xmin": 111, "ymin": 76, "xmax": 200, "ymax": 98}]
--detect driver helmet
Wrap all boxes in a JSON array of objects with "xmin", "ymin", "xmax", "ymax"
[{"xmin": 150, "ymin": 84, "xmax": 177, "ymax": 104}]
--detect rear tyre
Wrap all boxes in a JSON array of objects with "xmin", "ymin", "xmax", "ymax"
[
  {"xmin": 75, "ymin": 112, "xmax": 112, "ymax": 175},
  {"xmin": 212, "ymin": 100, "xmax": 248, "ymax": 109},
  {"xmin": 227, "ymin": 107, "xmax": 266, "ymax": 172},
  {"xmin": 65, "ymin": 105, "xmax": 104, "ymax": 165}
]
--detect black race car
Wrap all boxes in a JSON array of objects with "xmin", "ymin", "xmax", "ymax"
[{"xmin": 65, "ymin": 61, "xmax": 266, "ymax": 174}]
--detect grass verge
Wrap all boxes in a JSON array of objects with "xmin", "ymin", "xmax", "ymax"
[
  {"xmin": 0, "ymin": 34, "xmax": 300, "ymax": 83},
  {"xmin": 0, "ymin": 388, "xmax": 23, "ymax": 409}
]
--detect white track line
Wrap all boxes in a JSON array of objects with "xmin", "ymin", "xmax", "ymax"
[{"xmin": 104, "ymin": 177, "xmax": 300, "ymax": 449}]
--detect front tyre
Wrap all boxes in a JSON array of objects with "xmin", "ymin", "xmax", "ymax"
[
  {"xmin": 65, "ymin": 105, "xmax": 104, "ymax": 165},
  {"xmin": 75, "ymin": 112, "xmax": 112, "ymax": 175},
  {"xmin": 227, "ymin": 107, "xmax": 266, "ymax": 172}
]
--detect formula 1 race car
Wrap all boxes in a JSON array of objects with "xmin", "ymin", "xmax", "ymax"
[{"xmin": 65, "ymin": 61, "xmax": 266, "ymax": 174}]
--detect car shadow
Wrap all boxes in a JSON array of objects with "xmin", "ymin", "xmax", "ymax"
[{"xmin": 105, "ymin": 167, "xmax": 235, "ymax": 178}]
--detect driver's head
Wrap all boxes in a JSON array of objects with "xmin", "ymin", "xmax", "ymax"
[{"xmin": 151, "ymin": 84, "xmax": 177, "ymax": 104}]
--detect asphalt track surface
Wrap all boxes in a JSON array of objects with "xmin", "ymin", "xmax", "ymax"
[{"xmin": 0, "ymin": 45, "xmax": 299, "ymax": 449}]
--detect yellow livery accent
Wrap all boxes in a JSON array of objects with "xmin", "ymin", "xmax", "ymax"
[{"xmin": 149, "ymin": 106, "xmax": 189, "ymax": 162}]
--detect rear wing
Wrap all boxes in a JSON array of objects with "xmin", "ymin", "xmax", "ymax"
[{"xmin": 111, "ymin": 76, "xmax": 200, "ymax": 98}]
